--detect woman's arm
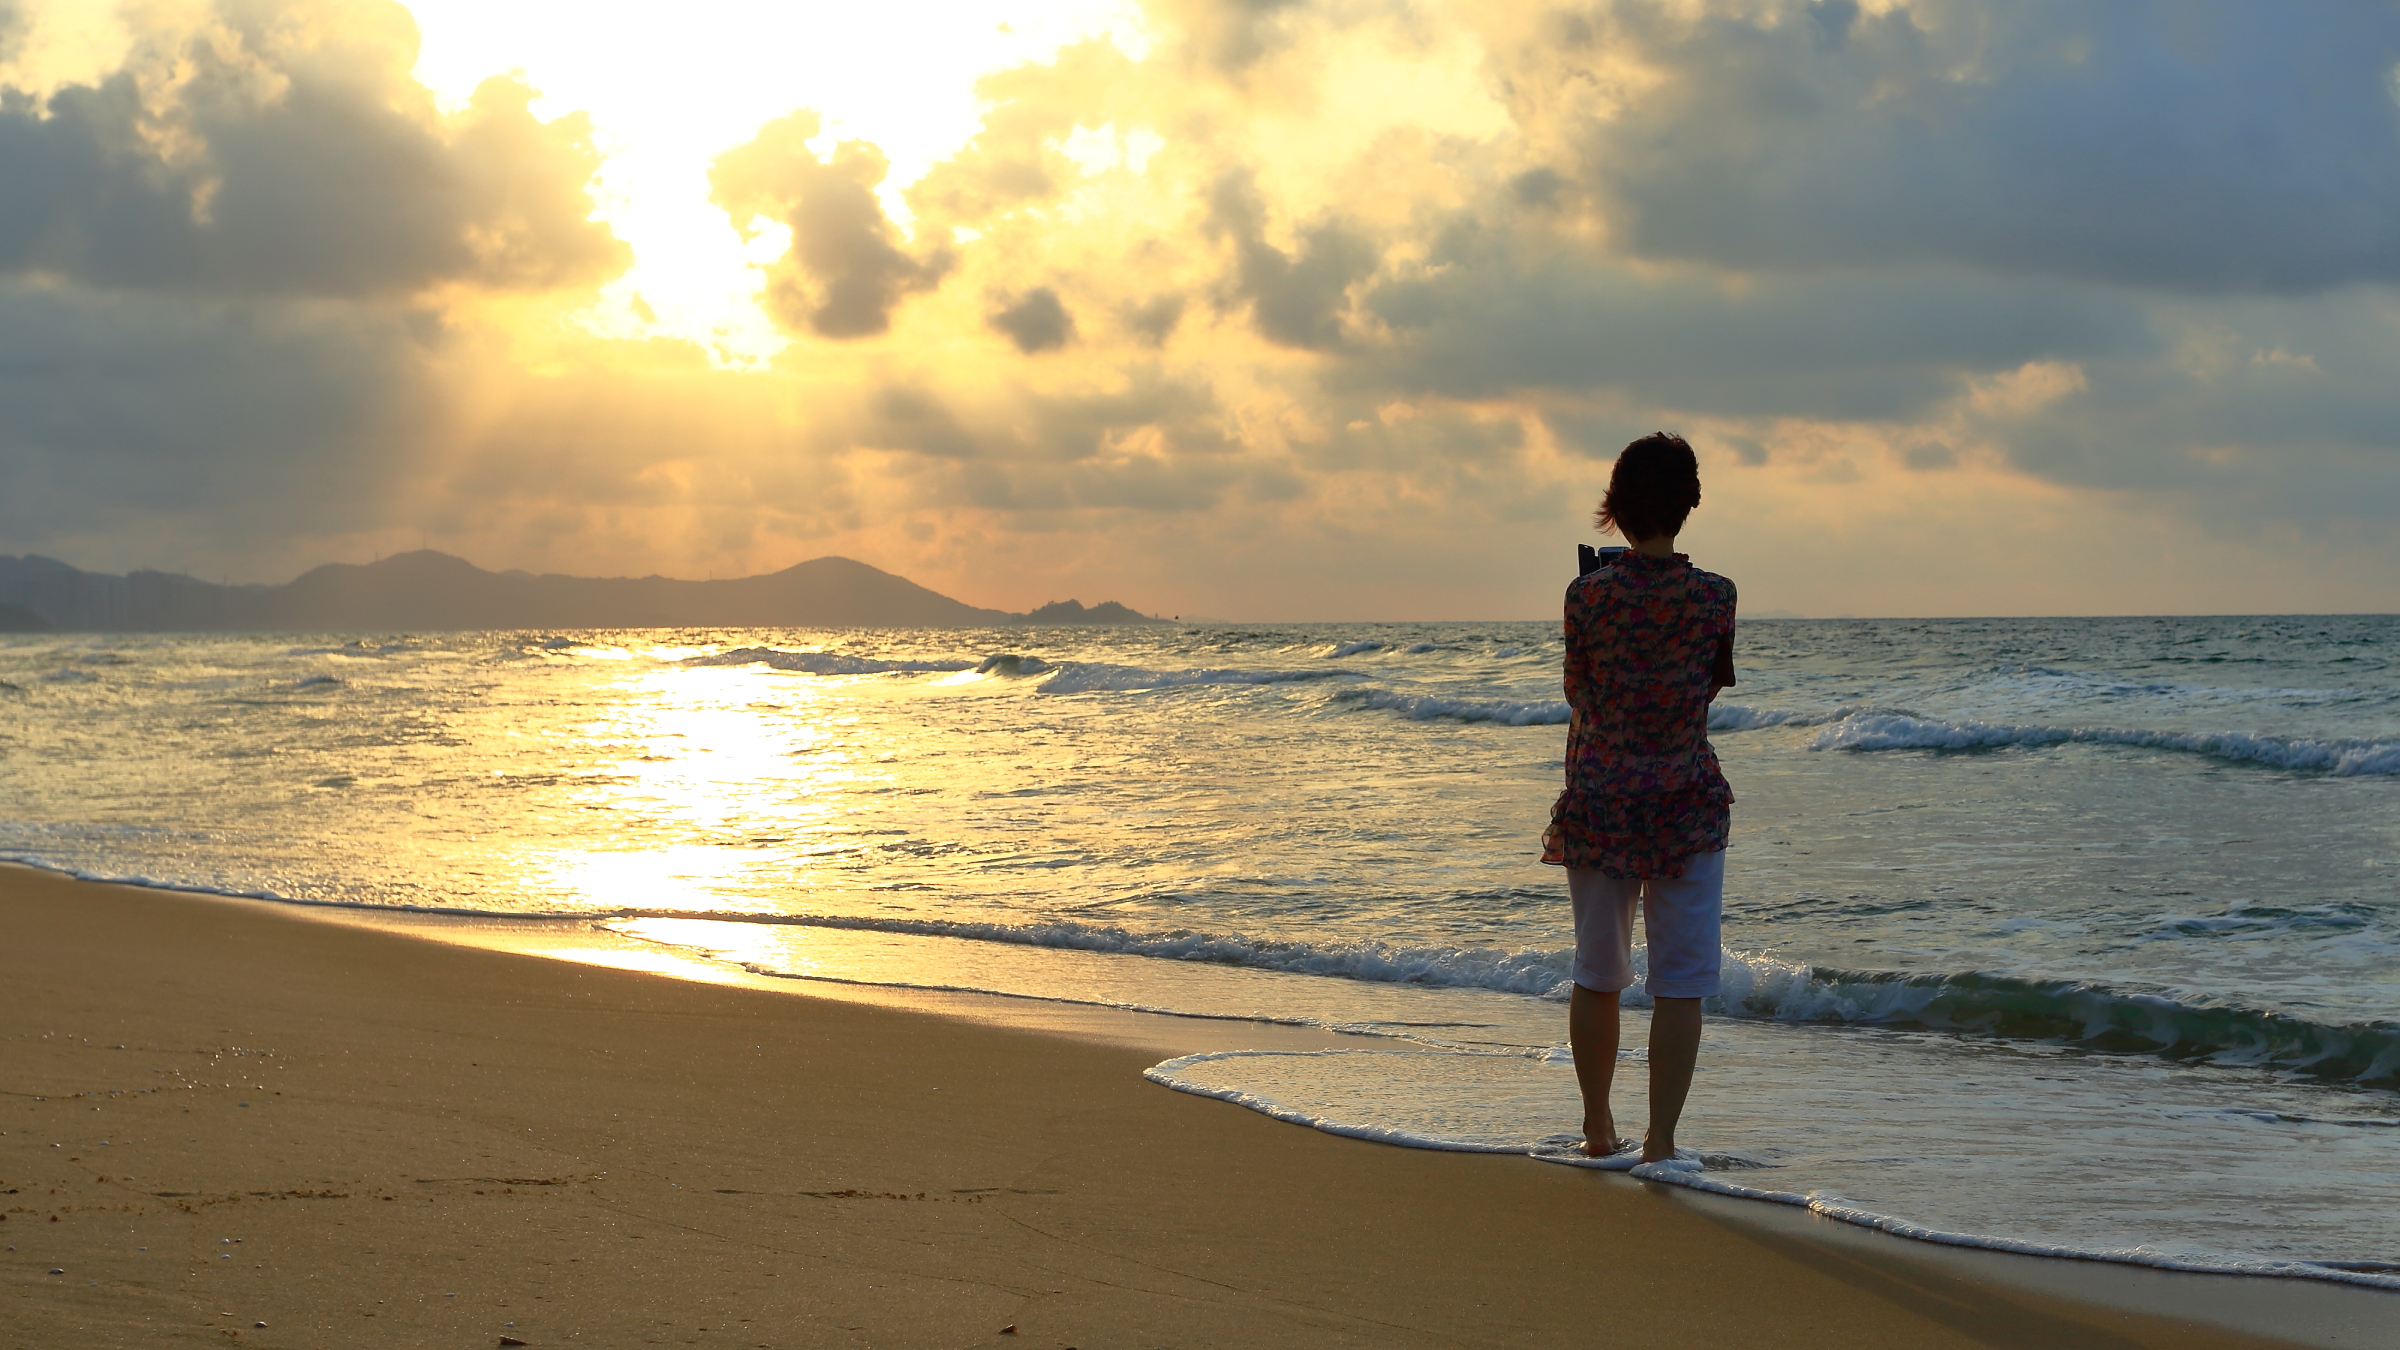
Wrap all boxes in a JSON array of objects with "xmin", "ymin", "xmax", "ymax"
[
  {"xmin": 1562, "ymin": 583, "xmax": 1592, "ymax": 716},
  {"xmin": 1707, "ymin": 589, "xmax": 1736, "ymax": 702}
]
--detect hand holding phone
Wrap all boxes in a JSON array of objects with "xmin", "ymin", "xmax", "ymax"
[{"xmin": 1577, "ymin": 544, "xmax": 1630, "ymax": 576}]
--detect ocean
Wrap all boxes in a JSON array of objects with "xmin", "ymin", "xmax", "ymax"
[{"xmin": 2, "ymin": 614, "xmax": 2394, "ymax": 1286}]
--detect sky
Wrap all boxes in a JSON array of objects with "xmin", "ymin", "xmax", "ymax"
[{"xmin": 3, "ymin": 0, "xmax": 2398, "ymax": 620}]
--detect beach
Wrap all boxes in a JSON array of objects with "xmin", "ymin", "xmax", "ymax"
[
  {"xmin": 7, "ymin": 865, "xmax": 2391, "ymax": 1349},
  {"xmin": 7, "ymin": 620, "xmax": 2396, "ymax": 1281}
]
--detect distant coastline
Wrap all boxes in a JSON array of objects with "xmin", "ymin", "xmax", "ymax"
[{"xmin": 0, "ymin": 550, "xmax": 1170, "ymax": 632}]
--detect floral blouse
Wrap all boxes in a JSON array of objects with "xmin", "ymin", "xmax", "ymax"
[{"xmin": 1542, "ymin": 552, "xmax": 1737, "ymax": 879}]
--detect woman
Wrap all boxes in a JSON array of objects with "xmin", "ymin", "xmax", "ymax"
[{"xmin": 1543, "ymin": 432, "xmax": 1735, "ymax": 1163}]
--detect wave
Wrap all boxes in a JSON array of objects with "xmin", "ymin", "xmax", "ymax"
[
  {"xmin": 1034, "ymin": 663, "xmax": 1360, "ymax": 694},
  {"xmin": 1708, "ymin": 703, "xmax": 1947, "ymax": 732},
  {"xmin": 0, "ymin": 853, "xmax": 592, "ymax": 920},
  {"xmin": 684, "ymin": 646, "xmax": 977, "ymax": 675},
  {"xmin": 1151, "ymin": 1049, "xmax": 2400, "ymax": 1290},
  {"xmin": 618, "ymin": 909, "xmax": 1583, "ymax": 996},
  {"xmin": 12, "ymin": 846, "xmax": 2391, "ymax": 1090},
  {"xmin": 1528, "ymin": 1135, "xmax": 2400, "ymax": 1290},
  {"xmin": 1988, "ymin": 663, "xmax": 2377, "ymax": 709},
  {"xmin": 606, "ymin": 906, "xmax": 2400, "ymax": 1089},
  {"xmin": 1714, "ymin": 958, "xmax": 2400, "ymax": 1089},
  {"xmin": 1321, "ymin": 640, "xmax": 1460, "ymax": 658},
  {"xmin": 1809, "ymin": 711, "xmax": 2400, "ymax": 776},
  {"xmin": 1145, "ymin": 1050, "xmax": 1534, "ymax": 1153},
  {"xmin": 1707, "ymin": 703, "xmax": 1849, "ymax": 731},
  {"xmin": 1328, "ymin": 688, "xmax": 1570, "ymax": 725}
]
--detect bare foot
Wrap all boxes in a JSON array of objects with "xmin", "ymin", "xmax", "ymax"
[
  {"xmin": 1582, "ymin": 1114, "xmax": 1629, "ymax": 1157},
  {"xmin": 1640, "ymin": 1133, "xmax": 1676, "ymax": 1165}
]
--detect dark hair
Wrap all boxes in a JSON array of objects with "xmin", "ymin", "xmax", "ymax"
[{"xmin": 1595, "ymin": 432, "xmax": 1701, "ymax": 542}]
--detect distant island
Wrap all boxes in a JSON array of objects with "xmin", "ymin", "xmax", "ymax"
[{"xmin": 0, "ymin": 551, "xmax": 1172, "ymax": 632}]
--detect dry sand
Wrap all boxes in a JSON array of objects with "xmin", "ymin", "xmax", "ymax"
[{"xmin": 1, "ymin": 865, "xmax": 2383, "ymax": 1348}]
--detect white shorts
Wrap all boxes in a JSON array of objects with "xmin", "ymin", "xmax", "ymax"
[{"xmin": 1568, "ymin": 850, "xmax": 1725, "ymax": 999}]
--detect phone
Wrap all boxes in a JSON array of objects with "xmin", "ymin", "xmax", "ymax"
[{"xmin": 1577, "ymin": 544, "xmax": 1629, "ymax": 576}]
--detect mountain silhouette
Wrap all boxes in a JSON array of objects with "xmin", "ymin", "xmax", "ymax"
[{"xmin": 0, "ymin": 551, "xmax": 1168, "ymax": 631}]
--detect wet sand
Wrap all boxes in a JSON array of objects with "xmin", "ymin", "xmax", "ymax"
[{"xmin": 0, "ymin": 864, "xmax": 2379, "ymax": 1348}]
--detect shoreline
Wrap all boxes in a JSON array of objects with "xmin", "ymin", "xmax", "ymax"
[{"xmin": 4, "ymin": 864, "xmax": 2394, "ymax": 1348}]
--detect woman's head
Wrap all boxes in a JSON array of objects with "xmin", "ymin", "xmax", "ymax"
[{"xmin": 1596, "ymin": 432, "xmax": 1701, "ymax": 543}]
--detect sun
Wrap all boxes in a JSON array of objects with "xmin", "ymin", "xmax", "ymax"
[{"xmin": 400, "ymin": 0, "xmax": 1150, "ymax": 363}]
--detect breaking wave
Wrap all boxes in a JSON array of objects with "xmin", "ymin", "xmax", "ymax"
[
  {"xmin": 1810, "ymin": 711, "xmax": 2400, "ymax": 776},
  {"xmin": 596, "ymin": 907, "xmax": 2400, "ymax": 1089},
  {"xmin": 1327, "ymin": 688, "xmax": 1569, "ymax": 725},
  {"xmin": 1707, "ymin": 703, "xmax": 1848, "ymax": 731},
  {"xmin": 1713, "ymin": 959, "xmax": 2400, "ymax": 1088},
  {"xmin": 684, "ymin": 647, "xmax": 977, "ymax": 675},
  {"xmin": 1034, "ymin": 663, "xmax": 1361, "ymax": 694}
]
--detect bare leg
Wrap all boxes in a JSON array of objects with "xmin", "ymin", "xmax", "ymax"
[
  {"xmin": 1643, "ymin": 996, "xmax": 1702, "ymax": 1163},
  {"xmin": 1568, "ymin": 983, "xmax": 1625, "ymax": 1155}
]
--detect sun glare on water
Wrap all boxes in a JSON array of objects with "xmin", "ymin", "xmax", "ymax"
[
  {"xmin": 524, "ymin": 663, "xmax": 877, "ymax": 913},
  {"xmin": 401, "ymin": 0, "xmax": 1151, "ymax": 363}
]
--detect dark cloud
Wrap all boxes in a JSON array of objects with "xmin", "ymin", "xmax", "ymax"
[
  {"xmin": 1157, "ymin": 0, "xmax": 1307, "ymax": 72},
  {"xmin": 1963, "ymin": 290, "xmax": 2400, "ymax": 521},
  {"xmin": 1303, "ymin": 407, "xmax": 1529, "ymax": 476},
  {"xmin": 1207, "ymin": 169, "xmax": 1378, "ymax": 350},
  {"xmin": 0, "ymin": 279, "xmax": 440, "ymax": 551},
  {"xmin": 1515, "ymin": 0, "xmax": 2400, "ymax": 292},
  {"xmin": 0, "ymin": 4, "xmax": 625, "ymax": 296},
  {"xmin": 990, "ymin": 287, "xmax": 1075, "ymax": 352},
  {"xmin": 848, "ymin": 374, "xmax": 1241, "ymax": 515},
  {"xmin": 712, "ymin": 111, "xmax": 954, "ymax": 339},
  {"xmin": 0, "ymin": 0, "xmax": 636, "ymax": 579},
  {"xmin": 866, "ymin": 387, "xmax": 981, "ymax": 460},
  {"xmin": 1354, "ymin": 215, "xmax": 2151, "ymax": 420},
  {"xmin": 1124, "ymin": 294, "xmax": 1185, "ymax": 345}
]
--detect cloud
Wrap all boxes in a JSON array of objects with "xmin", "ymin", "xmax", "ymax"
[
  {"xmin": 1356, "ymin": 221, "xmax": 2153, "ymax": 421},
  {"xmin": 0, "ymin": 0, "xmax": 625, "ymax": 577},
  {"xmin": 1157, "ymin": 0, "xmax": 1308, "ymax": 73},
  {"xmin": 4, "ymin": 0, "xmax": 2398, "ymax": 619},
  {"xmin": 711, "ymin": 111, "xmax": 955, "ymax": 339},
  {"xmin": 1206, "ymin": 168, "xmax": 1378, "ymax": 350},
  {"xmin": 990, "ymin": 286, "xmax": 1075, "ymax": 352},
  {"xmin": 1500, "ymin": 0, "xmax": 2400, "ymax": 292},
  {"xmin": 0, "ymin": 0, "xmax": 624, "ymax": 296},
  {"xmin": 0, "ymin": 278, "xmax": 447, "ymax": 559},
  {"xmin": 1124, "ymin": 294, "xmax": 1187, "ymax": 345}
]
